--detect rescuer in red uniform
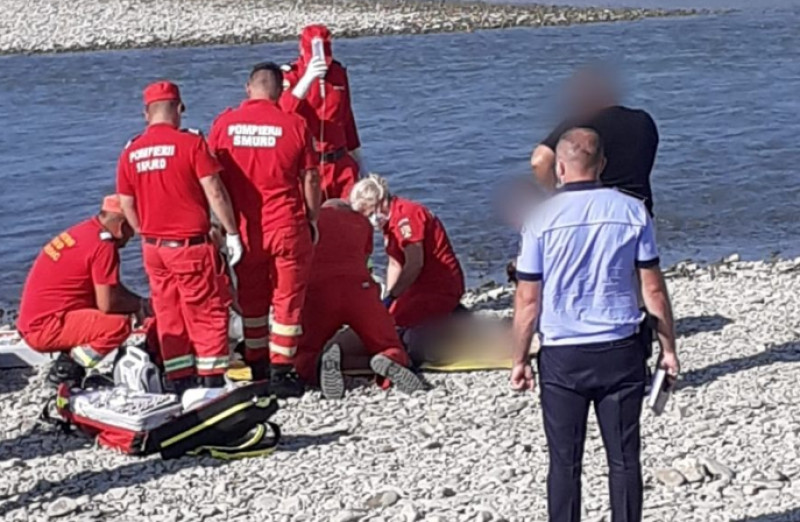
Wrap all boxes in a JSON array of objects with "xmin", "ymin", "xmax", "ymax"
[
  {"xmin": 117, "ymin": 81, "xmax": 242, "ymax": 393},
  {"xmin": 292, "ymin": 200, "xmax": 424, "ymax": 399},
  {"xmin": 17, "ymin": 195, "xmax": 152, "ymax": 386},
  {"xmin": 350, "ymin": 175, "xmax": 465, "ymax": 329},
  {"xmin": 280, "ymin": 24, "xmax": 362, "ymax": 200},
  {"xmin": 209, "ymin": 62, "xmax": 321, "ymax": 396}
]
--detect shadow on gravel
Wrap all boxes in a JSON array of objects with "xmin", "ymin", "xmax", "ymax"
[
  {"xmin": 279, "ymin": 429, "xmax": 348, "ymax": 452},
  {"xmin": 732, "ymin": 508, "xmax": 800, "ymax": 521},
  {"xmin": 678, "ymin": 341, "xmax": 800, "ymax": 390},
  {"xmin": 0, "ymin": 427, "xmax": 347, "ymax": 516},
  {"xmin": 0, "ymin": 429, "xmax": 92, "ymax": 463},
  {"xmin": 0, "ymin": 368, "xmax": 35, "ymax": 395},
  {"xmin": 676, "ymin": 314, "xmax": 733, "ymax": 338},
  {"xmin": 0, "ymin": 456, "xmax": 224, "ymax": 517}
]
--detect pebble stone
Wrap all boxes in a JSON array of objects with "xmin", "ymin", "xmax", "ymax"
[
  {"xmin": 2, "ymin": 256, "xmax": 800, "ymax": 521},
  {"xmin": 0, "ymin": 0, "xmax": 703, "ymax": 56}
]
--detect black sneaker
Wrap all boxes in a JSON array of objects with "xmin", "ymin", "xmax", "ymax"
[
  {"xmin": 47, "ymin": 352, "xmax": 86, "ymax": 388},
  {"xmin": 370, "ymin": 354, "xmax": 425, "ymax": 395},
  {"xmin": 269, "ymin": 366, "xmax": 305, "ymax": 399},
  {"xmin": 319, "ymin": 344, "xmax": 345, "ymax": 400}
]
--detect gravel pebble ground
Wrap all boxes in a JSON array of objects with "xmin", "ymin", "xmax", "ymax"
[
  {"xmin": 0, "ymin": 0, "xmax": 702, "ymax": 55},
  {"xmin": 2, "ymin": 256, "xmax": 800, "ymax": 521}
]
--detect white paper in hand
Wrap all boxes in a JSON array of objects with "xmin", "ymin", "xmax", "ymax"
[{"xmin": 647, "ymin": 368, "xmax": 671, "ymax": 416}]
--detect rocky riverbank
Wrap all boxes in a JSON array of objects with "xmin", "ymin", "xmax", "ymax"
[
  {"xmin": 2, "ymin": 257, "xmax": 800, "ymax": 521},
  {"xmin": 0, "ymin": 0, "xmax": 704, "ymax": 55}
]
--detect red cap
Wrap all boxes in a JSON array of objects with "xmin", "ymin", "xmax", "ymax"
[
  {"xmin": 101, "ymin": 195, "xmax": 122, "ymax": 214},
  {"xmin": 143, "ymin": 81, "xmax": 185, "ymax": 111},
  {"xmin": 300, "ymin": 24, "xmax": 333, "ymax": 65}
]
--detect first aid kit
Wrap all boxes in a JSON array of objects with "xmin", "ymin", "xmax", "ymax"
[{"xmin": 44, "ymin": 380, "xmax": 280, "ymax": 458}]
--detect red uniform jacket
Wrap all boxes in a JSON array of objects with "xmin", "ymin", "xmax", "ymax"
[
  {"xmin": 116, "ymin": 124, "xmax": 221, "ymax": 239},
  {"xmin": 309, "ymin": 205, "xmax": 373, "ymax": 284},
  {"xmin": 280, "ymin": 60, "xmax": 360, "ymax": 154},
  {"xmin": 208, "ymin": 99, "xmax": 317, "ymax": 243},
  {"xmin": 384, "ymin": 197, "xmax": 465, "ymax": 298},
  {"xmin": 18, "ymin": 218, "xmax": 120, "ymax": 333}
]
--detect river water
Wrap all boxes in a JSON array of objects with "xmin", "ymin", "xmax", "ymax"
[{"xmin": 0, "ymin": 1, "xmax": 798, "ymax": 307}]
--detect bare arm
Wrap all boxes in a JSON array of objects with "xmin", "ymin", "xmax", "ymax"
[
  {"xmin": 531, "ymin": 145, "xmax": 556, "ymax": 190},
  {"xmin": 95, "ymin": 283, "xmax": 143, "ymax": 315},
  {"xmin": 386, "ymin": 256, "xmax": 402, "ymax": 291},
  {"xmin": 200, "ymin": 174, "xmax": 237, "ymax": 235},
  {"xmin": 119, "ymin": 195, "xmax": 140, "ymax": 234},
  {"xmin": 638, "ymin": 266, "xmax": 676, "ymax": 356},
  {"xmin": 512, "ymin": 280, "xmax": 541, "ymax": 365},
  {"xmin": 387, "ymin": 243, "xmax": 424, "ymax": 298},
  {"xmin": 303, "ymin": 168, "xmax": 322, "ymax": 223}
]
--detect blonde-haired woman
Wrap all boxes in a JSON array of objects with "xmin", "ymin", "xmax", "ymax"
[{"xmin": 350, "ymin": 174, "xmax": 465, "ymax": 329}]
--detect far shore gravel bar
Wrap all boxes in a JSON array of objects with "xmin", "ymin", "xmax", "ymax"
[{"xmin": 0, "ymin": 0, "xmax": 707, "ymax": 55}]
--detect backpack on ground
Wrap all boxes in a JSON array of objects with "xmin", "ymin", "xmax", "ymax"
[{"xmin": 44, "ymin": 380, "xmax": 279, "ymax": 459}]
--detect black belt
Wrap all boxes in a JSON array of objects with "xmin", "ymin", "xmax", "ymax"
[
  {"xmin": 319, "ymin": 148, "xmax": 346, "ymax": 163},
  {"xmin": 143, "ymin": 235, "xmax": 209, "ymax": 248}
]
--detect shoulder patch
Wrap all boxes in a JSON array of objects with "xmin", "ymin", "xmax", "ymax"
[
  {"xmin": 182, "ymin": 128, "xmax": 203, "ymax": 136},
  {"xmin": 123, "ymin": 134, "xmax": 142, "ymax": 149}
]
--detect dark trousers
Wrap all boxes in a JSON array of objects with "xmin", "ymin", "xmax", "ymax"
[{"xmin": 538, "ymin": 336, "xmax": 647, "ymax": 522}]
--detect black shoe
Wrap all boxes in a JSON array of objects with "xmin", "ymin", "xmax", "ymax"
[
  {"xmin": 370, "ymin": 354, "xmax": 425, "ymax": 395},
  {"xmin": 169, "ymin": 376, "xmax": 198, "ymax": 396},
  {"xmin": 202, "ymin": 375, "xmax": 225, "ymax": 388},
  {"xmin": 250, "ymin": 360, "xmax": 269, "ymax": 382},
  {"xmin": 269, "ymin": 366, "xmax": 305, "ymax": 398},
  {"xmin": 47, "ymin": 353, "xmax": 86, "ymax": 388}
]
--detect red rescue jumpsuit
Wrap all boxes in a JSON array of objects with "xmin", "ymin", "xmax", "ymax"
[
  {"xmin": 293, "ymin": 205, "xmax": 410, "ymax": 384},
  {"xmin": 209, "ymin": 100, "xmax": 317, "ymax": 368},
  {"xmin": 384, "ymin": 197, "xmax": 465, "ymax": 328},
  {"xmin": 117, "ymin": 125, "xmax": 232, "ymax": 379},
  {"xmin": 17, "ymin": 218, "xmax": 133, "ymax": 367},
  {"xmin": 280, "ymin": 27, "xmax": 361, "ymax": 200}
]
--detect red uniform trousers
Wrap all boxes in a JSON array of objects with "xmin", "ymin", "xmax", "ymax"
[
  {"xmin": 21, "ymin": 309, "xmax": 132, "ymax": 368},
  {"xmin": 320, "ymin": 153, "xmax": 359, "ymax": 201},
  {"xmin": 294, "ymin": 276, "xmax": 409, "ymax": 385},
  {"xmin": 143, "ymin": 242, "xmax": 231, "ymax": 379},
  {"xmin": 237, "ymin": 224, "xmax": 312, "ymax": 367},
  {"xmin": 390, "ymin": 289, "xmax": 462, "ymax": 329}
]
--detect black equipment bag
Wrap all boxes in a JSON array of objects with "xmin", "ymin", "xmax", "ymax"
[{"xmin": 146, "ymin": 381, "xmax": 278, "ymax": 459}]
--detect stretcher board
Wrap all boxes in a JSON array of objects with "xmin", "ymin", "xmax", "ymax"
[{"xmin": 0, "ymin": 337, "xmax": 53, "ymax": 368}]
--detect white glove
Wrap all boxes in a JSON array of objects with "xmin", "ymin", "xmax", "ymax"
[
  {"xmin": 225, "ymin": 233, "xmax": 244, "ymax": 268},
  {"xmin": 292, "ymin": 57, "xmax": 328, "ymax": 100}
]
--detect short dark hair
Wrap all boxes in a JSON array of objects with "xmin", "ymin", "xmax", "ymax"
[
  {"xmin": 249, "ymin": 61, "xmax": 283, "ymax": 83},
  {"xmin": 556, "ymin": 128, "xmax": 605, "ymax": 170}
]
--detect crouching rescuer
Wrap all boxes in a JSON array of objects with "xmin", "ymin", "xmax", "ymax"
[
  {"xmin": 292, "ymin": 200, "xmax": 424, "ymax": 399},
  {"xmin": 17, "ymin": 195, "xmax": 152, "ymax": 386},
  {"xmin": 117, "ymin": 81, "xmax": 243, "ymax": 393},
  {"xmin": 350, "ymin": 174, "xmax": 465, "ymax": 330},
  {"xmin": 209, "ymin": 62, "xmax": 321, "ymax": 396}
]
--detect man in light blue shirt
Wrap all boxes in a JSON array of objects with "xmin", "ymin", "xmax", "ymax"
[{"xmin": 512, "ymin": 128, "xmax": 679, "ymax": 522}]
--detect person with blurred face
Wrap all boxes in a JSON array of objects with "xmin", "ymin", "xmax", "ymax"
[
  {"xmin": 531, "ymin": 65, "xmax": 659, "ymax": 215},
  {"xmin": 17, "ymin": 195, "xmax": 152, "ymax": 387},
  {"xmin": 280, "ymin": 24, "xmax": 363, "ymax": 200},
  {"xmin": 350, "ymin": 174, "xmax": 465, "ymax": 330}
]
